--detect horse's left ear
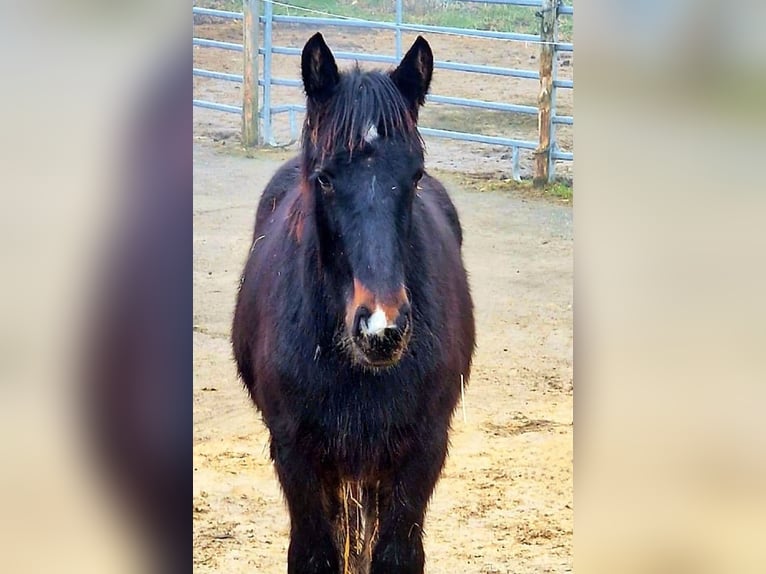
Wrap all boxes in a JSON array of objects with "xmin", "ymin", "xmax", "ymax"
[
  {"xmin": 390, "ymin": 36, "xmax": 433, "ymax": 113},
  {"xmin": 301, "ymin": 32, "xmax": 340, "ymax": 104}
]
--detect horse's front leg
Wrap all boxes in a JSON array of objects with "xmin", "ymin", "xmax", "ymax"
[
  {"xmin": 370, "ymin": 433, "xmax": 450, "ymax": 574},
  {"xmin": 271, "ymin": 441, "xmax": 340, "ymax": 574}
]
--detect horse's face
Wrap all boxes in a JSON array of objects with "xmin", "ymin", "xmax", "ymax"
[
  {"xmin": 301, "ymin": 33, "xmax": 433, "ymax": 369},
  {"xmin": 312, "ymin": 139, "xmax": 422, "ymax": 368}
]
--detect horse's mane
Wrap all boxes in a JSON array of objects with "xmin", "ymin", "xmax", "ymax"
[{"xmin": 301, "ymin": 67, "xmax": 422, "ymax": 169}]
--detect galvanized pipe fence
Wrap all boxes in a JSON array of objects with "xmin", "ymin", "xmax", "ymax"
[{"xmin": 193, "ymin": 0, "xmax": 573, "ymax": 183}]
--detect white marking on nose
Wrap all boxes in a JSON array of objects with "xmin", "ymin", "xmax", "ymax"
[
  {"xmin": 364, "ymin": 124, "xmax": 378, "ymax": 143},
  {"xmin": 361, "ymin": 306, "xmax": 393, "ymax": 337}
]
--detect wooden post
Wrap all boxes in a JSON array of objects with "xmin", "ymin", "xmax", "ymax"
[
  {"xmin": 534, "ymin": 0, "xmax": 557, "ymax": 187},
  {"xmin": 242, "ymin": 0, "xmax": 260, "ymax": 148}
]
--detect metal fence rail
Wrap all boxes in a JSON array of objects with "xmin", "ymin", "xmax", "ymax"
[
  {"xmin": 193, "ymin": 5, "xmax": 245, "ymax": 115},
  {"xmin": 193, "ymin": 0, "xmax": 574, "ymax": 183}
]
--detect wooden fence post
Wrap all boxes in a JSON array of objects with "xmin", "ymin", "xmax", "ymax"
[
  {"xmin": 534, "ymin": 0, "xmax": 557, "ymax": 186},
  {"xmin": 242, "ymin": 0, "xmax": 260, "ymax": 148}
]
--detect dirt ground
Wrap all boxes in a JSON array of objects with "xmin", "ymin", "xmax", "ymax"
[{"xmin": 193, "ymin": 139, "xmax": 573, "ymax": 572}]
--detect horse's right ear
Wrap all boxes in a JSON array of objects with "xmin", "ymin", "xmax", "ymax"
[
  {"xmin": 301, "ymin": 33, "xmax": 340, "ymax": 104},
  {"xmin": 390, "ymin": 36, "xmax": 433, "ymax": 113}
]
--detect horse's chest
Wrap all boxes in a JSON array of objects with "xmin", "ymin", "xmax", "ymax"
[{"xmin": 311, "ymin": 381, "xmax": 416, "ymax": 478}]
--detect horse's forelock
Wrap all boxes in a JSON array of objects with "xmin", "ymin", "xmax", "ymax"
[{"xmin": 302, "ymin": 69, "xmax": 421, "ymax": 168}]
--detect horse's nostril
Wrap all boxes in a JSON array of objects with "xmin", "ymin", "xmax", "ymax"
[{"xmin": 352, "ymin": 306, "xmax": 372, "ymax": 338}]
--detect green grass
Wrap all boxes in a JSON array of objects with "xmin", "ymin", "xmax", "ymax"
[
  {"xmin": 545, "ymin": 180, "xmax": 573, "ymax": 200},
  {"xmin": 197, "ymin": 1, "xmax": 573, "ymax": 41},
  {"xmin": 451, "ymin": 172, "xmax": 573, "ymax": 202}
]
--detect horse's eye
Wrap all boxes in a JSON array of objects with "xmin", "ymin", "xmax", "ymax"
[{"xmin": 316, "ymin": 172, "xmax": 333, "ymax": 193}]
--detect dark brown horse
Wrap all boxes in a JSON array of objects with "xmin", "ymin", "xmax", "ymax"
[{"xmin": 232, "ymin": 33, "xmax": 475, "ymax": 574}]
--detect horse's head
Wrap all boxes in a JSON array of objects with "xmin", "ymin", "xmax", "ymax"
[{"xmin": 300, "ymin": 32, "xmax": 433, "ymax": 369}]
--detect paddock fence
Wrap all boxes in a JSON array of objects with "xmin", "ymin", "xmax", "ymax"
[{"xmin": 193, "ymin": 0, "xmax": 573, "ymax": 184}]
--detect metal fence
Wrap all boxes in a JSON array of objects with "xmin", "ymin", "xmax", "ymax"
[{"xmin": 193, "ymin": 0, "xmax": 573, "ymax": 183}]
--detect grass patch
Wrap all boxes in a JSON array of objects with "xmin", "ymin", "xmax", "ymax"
[
  {"xmin": 196, "ymin": 0, "xmax": 244, "ymax": 13},
  {"xmin": 545, "ymin": 180, "xmax": 572, "ymax": 200},
  {"xmin": 411, "ymin": 1, "xmax": 573, "ymax": 40},
  {"xmin": 196, "ymin": 0, "xmax": 573, "ymax": 41},
  {"xmin": 445, "ymin": 171, "xmax": 573, "ymax": 203}
]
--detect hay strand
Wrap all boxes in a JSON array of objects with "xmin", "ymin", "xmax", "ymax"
[
  {"xmin": 460, "ymin": 373, "xmax": 467, "ymax": 423},
  {"xmin": 342, "ymin": 483, "xmax": 351, "ymax": 574}
]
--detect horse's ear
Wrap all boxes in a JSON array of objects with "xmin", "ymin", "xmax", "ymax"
[
  {"xmin": 301, "ymin": 32, "xmax": 340, "ymax": 104},
  {"xmin": 390, "ymin": 36, "xmax": 433, "ymax": 112}
]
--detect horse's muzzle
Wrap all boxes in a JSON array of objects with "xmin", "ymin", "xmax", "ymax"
[
  {"xmin": 346, "ymin": 280, "xmax": 412, "ymax": 367},
  {"xmin": 351, "ymin": 303, "xmax": 412, "ymax": 367}
]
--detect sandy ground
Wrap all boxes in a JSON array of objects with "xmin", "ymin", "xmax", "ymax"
[{"xmin": 193, "ymin": 140, "xmax": 573, "ymax": 573}]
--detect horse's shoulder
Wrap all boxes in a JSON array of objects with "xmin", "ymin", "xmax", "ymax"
[{"xmin": 419, "ymin": 174, "xmax": 463, "ymax": 246}]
